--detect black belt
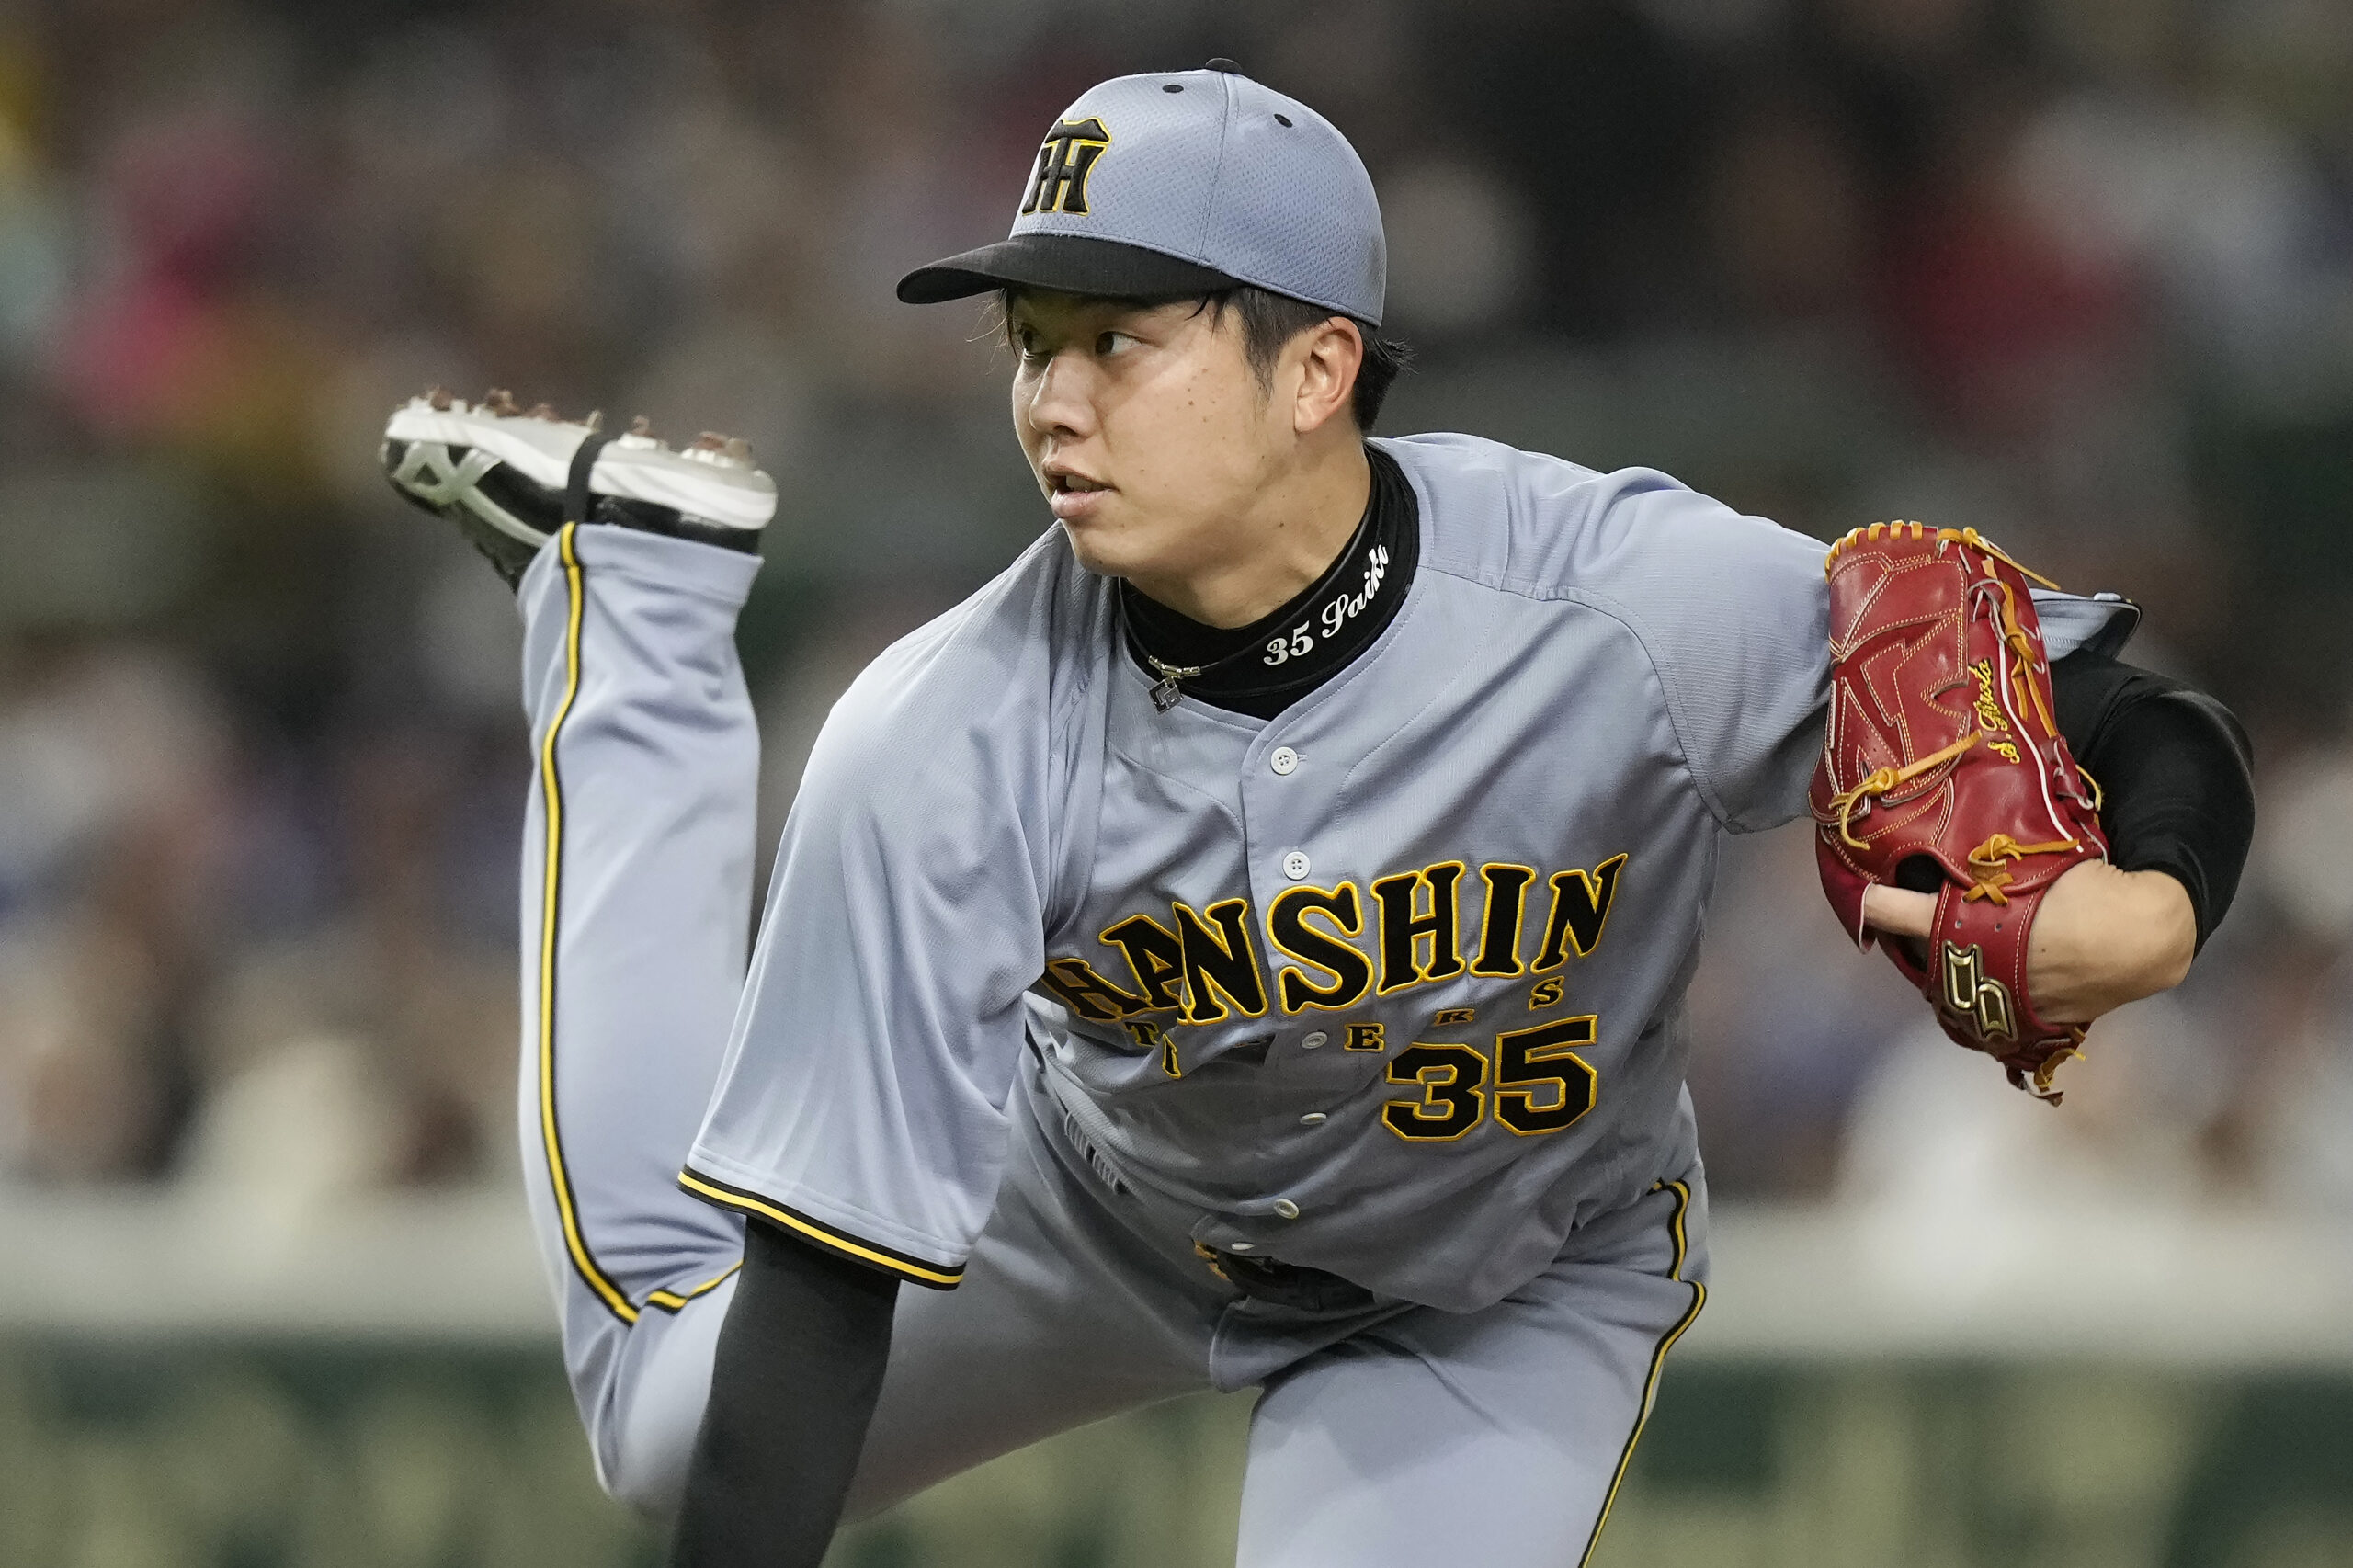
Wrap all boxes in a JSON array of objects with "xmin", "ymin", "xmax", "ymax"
[{"xmin": 1196, "ymin": 1244, "xmax": 1376, "ymax": 1314}]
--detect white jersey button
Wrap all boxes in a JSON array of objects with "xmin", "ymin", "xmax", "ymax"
[
  {"xmin": 1299, "ymin": 1111, "xmax": 1327, "ymax": 1125},
  {"xmin": 1281, "ymin": 850, "xmax": 1311, "ymax": 880},
  {"xmin": 1227, "ymin": 1242, "xmax": 1256, "ymax": 1253},
  {"xmin": 1272, "ymin": 1199, "xmax": 1302, "ymax": 1220},
  {"xmin": 1269, "ymin": 746, "xmax": 1299, "ymax": 776},
  {"xmin": 1301, "ymin": 1030, "xmax": 1329, "ymax": 1050}
]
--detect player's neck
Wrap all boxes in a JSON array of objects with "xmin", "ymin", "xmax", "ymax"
[{"xmin": 1127, "ymin": 438, "xmax": 1372, "ymax": 629}]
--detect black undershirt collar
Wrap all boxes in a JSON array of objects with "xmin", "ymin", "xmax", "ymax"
[{"xmin": 1120, "ymin": 446, "xmax": 1419, "ymax": 720}]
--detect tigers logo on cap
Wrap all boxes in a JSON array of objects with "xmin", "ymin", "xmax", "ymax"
[
  {"xmin": 897, "ymin": 68, "xmax": 1385, "ymax": 324},
  {"xmin": 1021, "ymin": 118, "xmax": 1112, "ymax": 216}
]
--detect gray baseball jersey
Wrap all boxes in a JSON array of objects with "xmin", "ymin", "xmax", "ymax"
[
  {"xmin": 510, "ymin": 516, "xmax": 1722, "ymax": 1562},
  {"xmin": 510, "ymin": 460, "xmax": 2121, "ymax": 1553},
  {"xmin": 680, "ymin": 432, "xmax": 2116, "ymax": 1314}
]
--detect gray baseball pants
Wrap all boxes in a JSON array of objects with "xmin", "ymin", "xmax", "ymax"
[{"xmin": 517, "ymin": 524, "xmax": 1709, "ymax": 1564}]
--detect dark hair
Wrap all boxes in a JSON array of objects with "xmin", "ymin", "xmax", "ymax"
[
  {"xmin": 998, "ymin": 284, "xmax": 1413, "ymax": 431},
  {"xmin": 1203, "ymin": 287, "xmax": 1413, "ymax": 433}
]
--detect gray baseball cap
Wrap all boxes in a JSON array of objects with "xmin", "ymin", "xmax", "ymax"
[{"xmin": 897, "ymin": 62, "xmax": 1386, "ymax": 325}]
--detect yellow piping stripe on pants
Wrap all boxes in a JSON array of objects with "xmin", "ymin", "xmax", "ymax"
[
  {"xmin": 537, "ymin": 525, "xmax": 640, "ymax": 1325},
  {"xmin": 646, "ymin": 1262, "xmax": 743, "ymax": 1313},
  {"xmin": 1577, "ymin": 1177, "xmax": 1708, "ymax": 1568}
]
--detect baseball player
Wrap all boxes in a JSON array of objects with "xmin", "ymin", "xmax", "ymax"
[{"xmin": 381, "ymin": 63, "xmax": 2254, "ymax": 1568}]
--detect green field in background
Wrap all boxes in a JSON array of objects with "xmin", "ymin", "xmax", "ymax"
[{"xmin": 0, "ymin": 1340, "xmax": 2345, "ymax": 1568}]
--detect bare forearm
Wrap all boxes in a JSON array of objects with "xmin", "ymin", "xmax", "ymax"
[
  {"xmin": 1862, "ymin": 865, "xmax": 2192, "ymax": 1021},
  {"xmin": 1861, "ymin": 649, "xmax": 2253, "ymax": 1025},
  {"xmin": 2023, "ymin": 863, "xmax": 2193, "ymax": 1019}
]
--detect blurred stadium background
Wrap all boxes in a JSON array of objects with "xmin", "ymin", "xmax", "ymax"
[{"xmin": 0, "ymin": 0, "xmax": 2348, "ymax": 1562}]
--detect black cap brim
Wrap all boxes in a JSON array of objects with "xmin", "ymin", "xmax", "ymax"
[{"xmin": 897, "ymin": 233, "xmax": 1240, "ymax": 305}]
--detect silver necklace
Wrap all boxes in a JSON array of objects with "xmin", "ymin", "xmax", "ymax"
[
  {"xmin": 1141, "ymin": 651, "xmax": 1246, "ymax": 713},
  {"xmin": 1128, "ymin": 504, "xmax": 1381, "ymax": 715}
]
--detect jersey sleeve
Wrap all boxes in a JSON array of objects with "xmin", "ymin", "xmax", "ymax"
[
  {"xmin": 1585, "ymin": 492, "xmax": 2144, "ymax": 832},
  {"xmin": 2030, "ymin": 588, "xmax": 2140, "ymax": 661},
  {"xmin": 681, "ymin": 633, "xmax": 1053, "ymax": 1290},
  {"xmin": 1581, "ymin": 474, "xmax": 1832, "ymax": 835}
]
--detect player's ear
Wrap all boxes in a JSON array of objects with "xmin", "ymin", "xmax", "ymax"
[{"xmin": 1290, "ymin": 316, "xmax": 1364, "ymax": 437}]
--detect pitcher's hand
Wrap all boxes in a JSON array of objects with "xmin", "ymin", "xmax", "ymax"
[{"xmin": 1861, "ymin": 862, "xmax": 2194, "ymax": 1023}]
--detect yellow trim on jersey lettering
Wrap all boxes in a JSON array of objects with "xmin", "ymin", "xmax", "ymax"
[
  {"xmin": 1099, "ymin": 912, "xmax": 1189, "ymax": 1012},
  {"xmin": 1267, "ymin": 881, "xmax": 1374, "ymax": 1014},
  {"xmin": 1470, "ymin": 862, "xmax": 1538, "ymax": 977},
  {"xmin": 1494, "ymin": 1014, "xmax": 1600, "ymax": 1137},
  {"xmin": 645, "ymin": 1261, "xmax": 743, "ymax": 1313},
  {"xmin": 1039, "ymin": 956, "xmax": 1150, "ymax": 1022},
  {"xmin": 1120, "ymin": 1017, "xmax": 1181, "ymax": 1077},
  {"xmin": 1578, "ymin": 1178, "xmax": 1707, "ymax": 1568},
  {"xmin": 1173, "ymin": 897, "xmax": 1270, "ymax": 1024},
  {"xmin": 1378, "ymin": 1042, "xmax": 1487, "ymax": 1142},
  {"xmin": 1372, "ymin": 860, "xmax": 1469, "ymax": 994},
  {"xmin": 537, "ymin": 525, "xmax": 640, "ymax": 1326},
  {"xmin": 1534, "ymin": 852, "xmax": 1631, "ymax": 971},
  {"xmin": 676, "ymin": 1171, "xmax": 965, "ymax": 1290}
]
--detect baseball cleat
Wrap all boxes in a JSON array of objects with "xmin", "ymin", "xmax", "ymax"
[{"xmin": 381, "ymin": 388, "xmax": 776, "ymax": 587}]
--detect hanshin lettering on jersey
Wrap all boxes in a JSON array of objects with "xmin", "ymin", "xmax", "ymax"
[{"xmin": 1038, "ymin": 850, "xmax": 1631, "ymax": 1028}]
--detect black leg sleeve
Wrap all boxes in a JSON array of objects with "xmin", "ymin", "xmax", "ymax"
[
  {"xmin": 2050, "ymin": 650, "xmax": 2256, "ymax": 951},
  {"xmin": 667, "ymin": 1220, "xmax": 900, "ymax": 1568}
]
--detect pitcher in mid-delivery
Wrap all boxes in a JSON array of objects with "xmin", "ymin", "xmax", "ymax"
[{"xmin": 382, "ymin": 59, "xmax": 2252, "ymax": 1568}]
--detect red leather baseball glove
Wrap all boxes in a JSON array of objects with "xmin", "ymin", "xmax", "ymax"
[{"xmin": 1810, "ymin": 523, "xmax": 2109, "ymax": 1102}]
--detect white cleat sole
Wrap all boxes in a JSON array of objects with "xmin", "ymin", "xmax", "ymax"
[{"xmin": 383, "ymin": 398, "xmax": 778, "ymax": 533}]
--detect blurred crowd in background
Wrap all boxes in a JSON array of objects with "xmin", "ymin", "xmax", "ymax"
[{"xmin": 0, "ymin": 0, "xmax": 2349, "ymax": 1219}]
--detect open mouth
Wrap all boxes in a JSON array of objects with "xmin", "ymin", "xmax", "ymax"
[{"xmin": 1051, "ymin": 473, "xmax": 1108, "ymax": 494}]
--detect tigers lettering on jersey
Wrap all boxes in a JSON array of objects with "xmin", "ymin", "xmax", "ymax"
[{"xmin": 1036, "ymin": 853, "xmax": 1631, "ymax": 1026}]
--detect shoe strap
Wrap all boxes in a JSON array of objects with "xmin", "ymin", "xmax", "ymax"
[{"xmin": 564, "ymin": 431, "xmax": 618, "ymax": 527}]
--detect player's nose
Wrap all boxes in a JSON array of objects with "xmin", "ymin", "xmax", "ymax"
[{"xmin": 1019, "ymin": 349, "xmax": 1098, "ymax": 442}]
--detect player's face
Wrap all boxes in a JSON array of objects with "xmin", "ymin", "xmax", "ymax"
[{"xmin": 1006, "ymin": 291, "xmax": 1306, "ymax": 603}]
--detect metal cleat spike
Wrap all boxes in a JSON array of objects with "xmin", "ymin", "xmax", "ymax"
[
  {"xmin": 526, "ymin": 403, "xmax": 562, "ymax": 421},
  {"xmin": 483, "ymin": 388, "xmax": 520, "ymax": 416},
  {"xmin": 426, "ymin": 386, "xmax": 453, "ymax": 411},
  {"xmin": 585, "ymin": 410, "xmax": 604, "ymax": 432},
  {"xmin": 690, "ymin": 432, "xmax": 728, "ymax": 451},
  {"xmin": 722, "ymin": 437, "xmax": 752, "ymax": 463}
]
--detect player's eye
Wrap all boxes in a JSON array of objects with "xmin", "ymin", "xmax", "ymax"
[
  {"xmin": 1011, "ymin": 326, "xmax": 1050, "ymax": 367},
  {"xmin": 1095, "ymin": 330, "xmax": 1133, "ymax": 357}
]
